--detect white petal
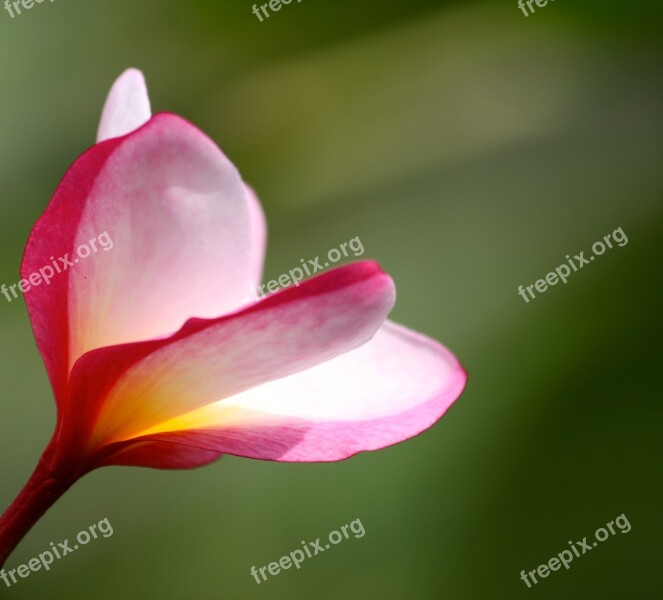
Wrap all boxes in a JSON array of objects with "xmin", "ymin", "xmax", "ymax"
[{"xmin": 97, "ymin": 68, "xmax": 152, "ymax": 142}]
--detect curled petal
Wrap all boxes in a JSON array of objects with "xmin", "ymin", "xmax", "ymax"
[
  {"xmin": 129, "ymin": 321, "xmax": 467, "ymax": 462},
  {"xmin": 62, "ymin": 262, "xmax": 395, "ymax": 457}
]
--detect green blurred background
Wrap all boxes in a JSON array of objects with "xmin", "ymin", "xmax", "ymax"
[{"xmin": 0, "ymin": 1, "xmax": 661, "ymax": 598}]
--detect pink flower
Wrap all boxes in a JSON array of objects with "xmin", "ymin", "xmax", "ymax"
[{"xmin": 0, "ymin": 69, "xmax": 466, "ymax": 565}]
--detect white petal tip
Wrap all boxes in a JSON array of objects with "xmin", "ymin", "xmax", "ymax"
[{"xmin": 97, "ymin": 68, "xmax": 152, "ymax": 143}]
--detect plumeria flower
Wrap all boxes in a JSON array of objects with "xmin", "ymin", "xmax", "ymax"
[{"xmin": 0, "ymin": 69, "xmax": 467, "ymax": 566}]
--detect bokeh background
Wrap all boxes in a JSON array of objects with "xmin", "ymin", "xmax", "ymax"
[{"xmin": 0, "ymin": 1, "xmax": 661, "ymax": 598}]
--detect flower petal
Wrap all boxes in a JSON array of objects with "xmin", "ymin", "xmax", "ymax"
[
  {"xmin": 62, "ymin": 262, "xmax": 395, "ymax": 454},
  {"xmin": 97, "ymin": 68, "xmax": 152, "ymax": 143},
  {"xmin": 22, "ymin": 113, "xmax": 253, "ymax": 403},
  {"xmin": 97, "ymin": 440, "xmax": 222, "ymax": 470},
  {"xmin": 129, "ymin": 321, "xmax": 467, "ymax": 462},
  {"xmin": 245, "ymin": 184, "xmax": 267, "ymax": 292}
]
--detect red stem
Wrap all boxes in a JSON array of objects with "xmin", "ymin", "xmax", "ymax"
[{"xmin": 0, "ymin": 437, "xmax": 80, "ymax": 568}]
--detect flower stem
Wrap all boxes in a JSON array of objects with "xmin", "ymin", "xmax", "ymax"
[{"xmin": 0, "ymin": 439, "xmax": 78, "ymax": 568}]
